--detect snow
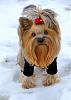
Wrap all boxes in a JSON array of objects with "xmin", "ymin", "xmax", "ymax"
[
  {"xmin": 0, "ymin": 0, "xmax": 71, "ymax": 100},
  {"xmin": 60, "ymin": 89, "xmax": 71, "ymax": 100}
]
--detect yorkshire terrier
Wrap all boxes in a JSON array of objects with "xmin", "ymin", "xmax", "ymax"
[{"xmin": 18, "ymin": 5, "xmax": 61, "ymax": 89}]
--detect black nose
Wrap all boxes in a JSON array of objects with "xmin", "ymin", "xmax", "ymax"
[{"xmin": 37, "ymin": 37, "xmax": 44, "ymax": 43}]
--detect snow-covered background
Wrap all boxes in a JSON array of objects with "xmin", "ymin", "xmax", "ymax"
[{"xmin": 0, "ymin": 0, "xmax": 71, "ymax": 100}]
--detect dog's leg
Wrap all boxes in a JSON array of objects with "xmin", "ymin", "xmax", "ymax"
[
  {"xmin": 19, "ymin": 59, "xmax": 36, "ymax": 89},
  {"xmin": 17, "ymin": 47, "xmax": 24, "ymax": 70},
  {"xmin": 47, "ymin": 58, "xmax": 58, "ymax": 75},
  {"xmin": 43, "ymin": 58, "xmax": 59, "ymax": 86}
]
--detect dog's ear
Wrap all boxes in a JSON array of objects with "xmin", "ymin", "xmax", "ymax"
[
  {"xmin": 43, "ymin": 9, "xmax": 57, "ymax": 18},
  {"xmin": 19, "ymin": 17, "xmax": 33, "ymax": 30}
]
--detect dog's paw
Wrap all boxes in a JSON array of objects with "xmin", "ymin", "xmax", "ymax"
[
  {"xmin": 43, "ymin": 74, "xmax": 59, "ymax": 86},
  {"xmin": 19, "ymin": 73, "xmax": 36, "ymax": 89}
]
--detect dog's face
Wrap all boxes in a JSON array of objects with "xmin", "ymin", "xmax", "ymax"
[{"xmin": 18, "ymin": 15, "xmax": 60, "ymax": 68}]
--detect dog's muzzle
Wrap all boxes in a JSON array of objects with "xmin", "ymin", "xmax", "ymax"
[{"xmin": 31, "ymin": 34, "xmax": 60, "ymax": 68}]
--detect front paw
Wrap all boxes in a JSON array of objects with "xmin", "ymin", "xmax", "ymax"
[
  {"xmin": 19, "ymin": 73, "xmax": 36, "ymax": 89},
  {"xmin": 43, "ymin": 74, "xmax": 59, "ymax": 86}
]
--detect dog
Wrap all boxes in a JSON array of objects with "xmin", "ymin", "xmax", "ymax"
[{"xmin": 18, "ymin": 5, "xmax": 61, "ymax": 89}]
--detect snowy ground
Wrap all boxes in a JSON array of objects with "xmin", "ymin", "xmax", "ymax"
[{"xmin": 0, "ymin": 0, "xmax": 71, "ymax": 100}]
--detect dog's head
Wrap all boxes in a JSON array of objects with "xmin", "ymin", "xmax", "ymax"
[{"xmin": 18, "ymin": 5, "xmax": 61, "ymax": 68}]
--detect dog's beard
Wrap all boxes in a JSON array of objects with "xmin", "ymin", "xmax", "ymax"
[
  {"xmin": 35, "ymin": 44, "xmax": 49, "ymax": 67},
  {"xmin": 31, "ymin": 36, "xmax": 60, "ymax": 68}
]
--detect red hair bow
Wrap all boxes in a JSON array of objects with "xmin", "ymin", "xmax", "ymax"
[{"xmin": 34, "ymin": 18, "xmax": 44, "ymax": 25}]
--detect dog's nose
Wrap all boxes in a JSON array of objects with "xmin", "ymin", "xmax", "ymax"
[{"xmin": 37, "ymin": 37, "xmax": 44, "ymax": 43}]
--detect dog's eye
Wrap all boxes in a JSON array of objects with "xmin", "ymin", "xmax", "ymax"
[
  {"xmin": 44, "ymin": 30, "xmax": 48, "ymax": 35},
  {"xmin": 32, "ymin": 32, "xmax": 36, "ymax": 37}
]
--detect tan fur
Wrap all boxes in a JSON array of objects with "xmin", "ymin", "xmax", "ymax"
[
  {"xmin": 18, "ymin": 5, "xmax": 61, "ymax": 88},
  {"xmin": 19, "ymin": 73, "xmax": 36, "ymax": 89},
  {"xmin": 43, "ymin": 74, "xmax": 59, "ymax": 86}
]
